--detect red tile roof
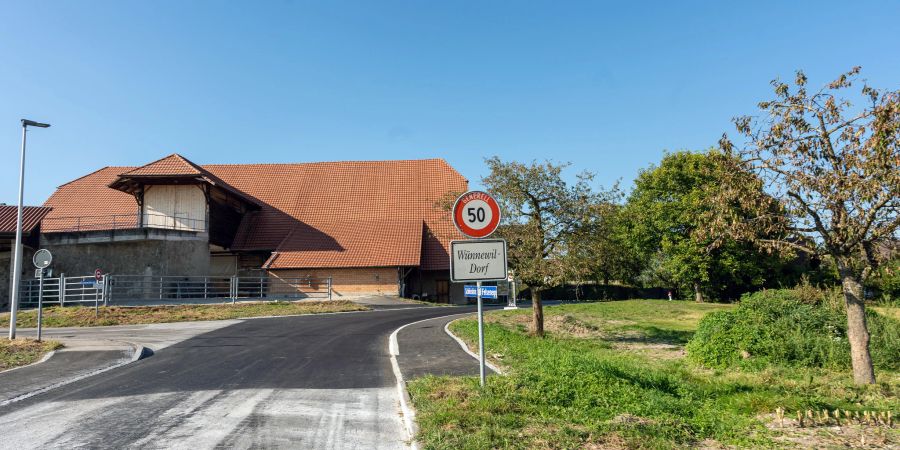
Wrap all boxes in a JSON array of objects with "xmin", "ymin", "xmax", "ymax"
[
  {"xmin": 0, "ymin": 205, "xmax": 52, "ymax": 236},
  {"xmin": 263, "ymin": 219, "xmax": 423, "ymax": 269},
  {"xmin": 120, "ymin": 154, "xmax": 203, "ymax": 176},
  {"xmin": 42, "ymin": 156, "xmax": 468, "ymax": 270},
  {"xmin": 111, "ymin": 154, "xmax": 263, "ymax": 209}
]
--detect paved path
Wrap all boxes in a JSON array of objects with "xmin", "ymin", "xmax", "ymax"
[
  {"xmin": 0, "ymin": 307, "xmax": 476, "ymax": 449},
  {"xmin": 396, "ymin": 313, "xmax": 497, "ymax": 379}
]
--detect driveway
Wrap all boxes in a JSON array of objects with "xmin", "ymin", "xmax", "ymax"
[{"xmin": 0, "ymin": 307, "xmax": 474, "ymax": 449}]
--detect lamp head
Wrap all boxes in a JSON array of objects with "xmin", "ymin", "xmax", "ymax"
[{"xmin": 22, "ymin": 119, "xmax": 50, "ymax": 128}]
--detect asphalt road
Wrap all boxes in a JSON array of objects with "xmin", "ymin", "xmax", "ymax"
[{"xmin": 0, "ymin": 306, "xmax": 476, "ymax": 449}]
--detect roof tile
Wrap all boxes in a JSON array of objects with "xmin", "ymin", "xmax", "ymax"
[
  {"xmin": 43, "ymin": 158, "xmax": 468, "ymax": 270},
  {"xmin": 0, "ymin": 205, "xmax": 52, "ymax": 236}
]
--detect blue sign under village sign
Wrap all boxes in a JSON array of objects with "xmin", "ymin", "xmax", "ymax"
[{"xmin": 464, "ymin": 285, "xmax": 498, "ymax": 299}]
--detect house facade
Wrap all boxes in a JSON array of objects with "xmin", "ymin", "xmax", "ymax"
[{"xmin": 39, "ymin": 154, "xmax": 468, "ymax": 303}]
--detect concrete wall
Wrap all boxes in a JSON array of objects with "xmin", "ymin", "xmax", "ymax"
[
  {"xmin": 269, "ymin": 267, "xmax": 400, "ymax": 298},
  {"xmin": 40, "ymin": 231, "xmax": 210, "ymax": 278}
]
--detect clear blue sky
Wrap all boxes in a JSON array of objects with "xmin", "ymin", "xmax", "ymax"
[{"xmin": 2, "ymin": 1, "xmax": 898, "ymax": 205}]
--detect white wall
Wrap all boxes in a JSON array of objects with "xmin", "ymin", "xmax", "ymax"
[{"xmin": 143, "ymin": 185, "xmax": 207, "ymax": 231}]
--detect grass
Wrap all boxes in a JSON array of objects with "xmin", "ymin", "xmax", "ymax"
[
  {"xmin": 408, "ymin": 300, "xmax": 899, "ymax": 449},
  {"xmin": 0, "ymin": 300, "xmax": 369, "ymax": 328},
  {"xmin": 874, "ymin": 306, "xmax": 900, "ymax": 322},
  {"xmin": 0, "ymin": 339, "xmax": 63, "ymax": 371}
]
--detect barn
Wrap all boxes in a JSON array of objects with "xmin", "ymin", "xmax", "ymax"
[{"xmin": 37, "ymin": 154, "xmax": 468, "ymax": 303}]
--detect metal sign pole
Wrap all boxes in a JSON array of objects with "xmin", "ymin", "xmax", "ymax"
[
  {"xmin": 477, "ymin": 280, "xmax": 486, "ymax": 387},
  {"xmin": 37, "ymin": 270, "xmax": 44, "ymax": 342}
]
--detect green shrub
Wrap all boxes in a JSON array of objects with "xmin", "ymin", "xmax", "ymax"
[{"xmin": 686, "ymin": 289, "xmax": 900, "ymax": 370}]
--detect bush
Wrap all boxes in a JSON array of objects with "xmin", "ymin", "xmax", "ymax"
[{"xmin": 686, "ymin": 288, "xmax": 900, "ymax": 370}]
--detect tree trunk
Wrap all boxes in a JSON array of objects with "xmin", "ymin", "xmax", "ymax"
[
  {"xmin": 839, "ymin": 269, "xmax": 876, "ymax": 384},
  {"xmin": 531, "ymin": 289, "xmax": 544, "ymax": 337},
  {"xmin": 693, "ymin": 282, "xmax": 703, "ymax": 303}
]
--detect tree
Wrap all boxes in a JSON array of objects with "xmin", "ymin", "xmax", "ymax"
[
  {"xmin": 716, "ymin": 67, "xmax": 900, "ymax": 384},
  {"xmin": 623, "ymin": 151, "xmax": 785, "ymax": 302},
  {"xmin": 567, "ymin": 202, "xmax": 643, "ymax": 288},
  {"xmin": 483, "ymin": 157, "xmax": 600, "ymax": 336}
]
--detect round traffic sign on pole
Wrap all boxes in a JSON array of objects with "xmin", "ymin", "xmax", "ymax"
[
  {"xmin": 452, "ymin": 190, "xmax": 501, "ymax": 239},
  {"xmin": 95, "ymin": 269, "xmax": 103, "ymax": 282},
  {"xmin": 33, "ymin": 249, "xmax": 53, "ymax": 269}
]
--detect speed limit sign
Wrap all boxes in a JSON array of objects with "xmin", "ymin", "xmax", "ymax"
[{"xmin": 452, "ymin": 191, "xmax": 501, "ymax": 238}]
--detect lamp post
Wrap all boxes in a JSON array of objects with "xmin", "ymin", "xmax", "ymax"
[{"xmin": 8, "ymin": 119, "xmax": 50, "ymax": 340}]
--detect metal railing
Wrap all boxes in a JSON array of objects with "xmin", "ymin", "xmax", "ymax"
[
  {"xmin": 42, "ymin": 212, "xmax": 207, "ymax": 233},
  {"xmin": 19, "ymin": 275, "xmax": 104, "ymax": 306},
  {"xmin": 18, "ymin": 274, "xmax": 332, "ymax": 306}
]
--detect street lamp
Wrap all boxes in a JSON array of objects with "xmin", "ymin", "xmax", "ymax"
[{"xmin": 8, "ymin": 119, "xmax": 50, "ymax": 340}]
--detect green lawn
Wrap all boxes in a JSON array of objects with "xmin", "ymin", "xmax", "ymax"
[
  {"xmin": 0, "ymin": 339, "xmax": 63, "ymax": 371},
  {"xmin": 0, "ymin": 300, "xmax": 369, "ymax": 328},
  {"xmin": 408, "ymin": 300, "xmax": 899, "ymax": 449}
]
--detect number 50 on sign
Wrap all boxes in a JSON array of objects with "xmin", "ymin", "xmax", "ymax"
[{"xmin": 452, "ymin": 191, "xmax": 501, "ymax": 239}]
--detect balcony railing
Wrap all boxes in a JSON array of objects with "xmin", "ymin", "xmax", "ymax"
[{"xmin": 42, "ymin": 212, "xmax": 207, "ymax": 233}]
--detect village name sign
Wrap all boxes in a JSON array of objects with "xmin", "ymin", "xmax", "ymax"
[{"xmin": 449, "ymin": 190, "xmax": 508, "ymax": 387}]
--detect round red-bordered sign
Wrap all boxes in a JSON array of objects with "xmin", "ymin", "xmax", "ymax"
[{"xmin": 452, "ymin": 190, "xmax": 501, "ymax": 238}]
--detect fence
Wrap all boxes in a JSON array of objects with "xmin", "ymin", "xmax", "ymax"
[
  {"xmin": 41, "ymin": 212, "xmax": 207, "ymax": 233},
  {"xmin": 18, "ymin": 275, "xmax": 332, "ymax": 307}
]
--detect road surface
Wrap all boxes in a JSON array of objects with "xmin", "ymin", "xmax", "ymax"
[{"xmin": 0, "ymin": 306, "xmax": 475, "ymax": 449}]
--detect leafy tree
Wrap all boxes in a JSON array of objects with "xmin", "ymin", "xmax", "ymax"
[
  {"xmin": 483, "ymin": 157, "xmax": 600, "ymax": 336},
  {"xmin": 623, "ymin": 151, "xmax": 784, "ymax": 301},
  {"xmin": 715, "ymin": 67, "xmax": 900, "ymax": 384},
  {"xmin": 567, "ymin": 202, "xmax": 643, "ymax": 287}
]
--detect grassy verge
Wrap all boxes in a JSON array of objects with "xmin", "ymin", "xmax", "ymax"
[
  {"xmin": 408, "ymin": 300, "xmax": 899, "ymax": 449},
  {"xmin": 0, "ymin": 300, "xmax": 369, "ymax": 328},
  {"xmin": 0, "ymin": 339, "xmax": 63, "ymax": 371}
]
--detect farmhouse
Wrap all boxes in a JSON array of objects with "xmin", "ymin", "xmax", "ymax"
[{"xmin": 36, "ymin": 154, "xmax": 468, "ymax": 303}]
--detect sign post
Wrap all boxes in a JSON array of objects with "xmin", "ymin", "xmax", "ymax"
[
  {"xmin": 32, "ymin": 249, "xmax": 53, "ymax": 342},
  {"xmin": 451, "ymin": 190, "xmax": 506, "ymax": 387},
  {"xmin": 94, "ymin": 269, "xmax": 103, "ymax": 318},
  {"xmin": 505, "ymin": 273, "xmax": 518, "ymax": 310}
]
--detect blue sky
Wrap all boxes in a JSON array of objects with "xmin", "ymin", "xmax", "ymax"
[{"xmin": 2, "ymin": 1, "xmax": 898, "ymax": 205}]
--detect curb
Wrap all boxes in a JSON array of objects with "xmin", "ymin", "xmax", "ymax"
[
  {"xmin": 0, "ymin": 349, "xmax": 59, "ymax": 375},
  {"xmin": 444, "ymin": 318, "xmax": 504, "ymax": 375},
  {"xmin": 388, "ymin": 311, "xmax": 478, "ymax": 450},
  {"xmin": 0, "ymin": 341, "xmax": 152, "ymax": 407}
]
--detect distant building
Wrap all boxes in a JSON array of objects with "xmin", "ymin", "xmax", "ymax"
[
  {"xmin": 39, "ymin": 154, "xmax": 468, "ymax": 303},
  {"xmin": 1, "ymin": 205, "xmax": 52, "ymax": 310}
]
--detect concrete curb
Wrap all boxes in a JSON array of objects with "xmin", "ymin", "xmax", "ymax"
[
  {"xmin": 387, "ymin": 311, "xmax": 491, "ymax": 449},
  {"xmin": 0, "ymin": 349, "xmax": 59, "ymax": 375},
  {"xmin": 389, "ymin": 317, "xmax": 431, "ymax": 450},
  {"xmin": 0, "ymin": 341, "xmax": 151, "ymax": 407},
  {"xmin": 444, "ymin": 317, "xmax": 504, "ymax": 375}
]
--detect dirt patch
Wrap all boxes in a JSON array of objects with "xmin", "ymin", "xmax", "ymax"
[
  {"xmin": 545, "ymin": 315, "xmax": 604, "ymax": 338},
  {"xmin": 612, "ymin": 341, "xmax": 686, "ymax": 360},
  {"xmin": 762, "ymin": 412, "xmax": 899, "ymax": 448},
  {"xmin": 582, "ymin": 433, "xmax": 630, "ymax": 450}
]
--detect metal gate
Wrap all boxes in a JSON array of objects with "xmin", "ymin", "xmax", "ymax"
[{"xmin": 19, "ymin": 275, "xmax": 333, "ymax": 307}]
